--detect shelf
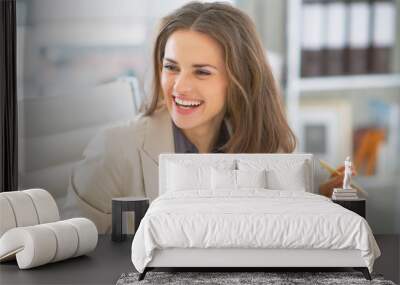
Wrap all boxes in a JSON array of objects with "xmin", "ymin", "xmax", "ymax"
[{"xmin": 298, "ymin": 74, "xmax": 400, "ymax": 92}]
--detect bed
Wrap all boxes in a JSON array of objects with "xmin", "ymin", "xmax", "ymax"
[{"xmin": 131, "ymin": 154, "xmax": 381, "ymax": 281}]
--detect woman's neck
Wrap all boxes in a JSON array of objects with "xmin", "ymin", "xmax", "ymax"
[{"xmin": 182, "ymin": 117, "xmax": 224, "ymax": 153}]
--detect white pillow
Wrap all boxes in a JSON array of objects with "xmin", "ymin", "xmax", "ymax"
[
  {"xmin": 236, "ymin": 169, "xmax": 267, "ymax": 188},
  {"xmin": 211, "ymin": 168, "xmax": 236, "ymax": 190},
  {"xmin": 211, "ymin": 168, "xmax": 268, "ymax": 190},
  {"xmin": 266, "ymin": 168, "xmax": 306, "ymax": 191},
  {"xmin": 238, "ymin": 159, "xmax": 310, "ymax": 191},
  {"xmin": 167, "ymin": 162, "xmax": 210, "ymax": 191},
  {"xmin": 166, "ymin": 159, "xmax": 235, "ymax": 192}
]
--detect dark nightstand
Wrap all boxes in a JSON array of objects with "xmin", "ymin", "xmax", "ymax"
[
  {"xmin": 112, "ymin": 197, "xmax": 150, "ymax": 242},
  {"xmin": 332, "ymin": 198, "xmax": 366, "ymax": 218}
]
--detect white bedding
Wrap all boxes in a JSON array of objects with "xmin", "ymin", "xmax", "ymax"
[{"xmin": 131, "ymin": 190, "xmax": 380, "ymax": 273}]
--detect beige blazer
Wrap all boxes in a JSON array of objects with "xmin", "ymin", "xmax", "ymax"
[{"xmin": 63, "ymin": 107, "xmax": 175, "ymax": 233}]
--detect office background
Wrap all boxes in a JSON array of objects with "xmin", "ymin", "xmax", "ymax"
[{"xmin": 15, "ymin": 0, "xmax": 400, "ymax": 234}]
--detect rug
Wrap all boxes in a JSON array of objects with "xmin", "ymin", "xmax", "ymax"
[{"xmin": 116, "ymin": 271, "xmax": 396, "ymax": 285}]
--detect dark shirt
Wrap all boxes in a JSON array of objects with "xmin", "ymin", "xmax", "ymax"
[{"xmin": 172, "ymin": 122, "xmax": 230, "ymax": 153}]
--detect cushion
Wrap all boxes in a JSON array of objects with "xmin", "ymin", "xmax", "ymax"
[
  {"xmin": 237, "ymin": 159, "xmax": 310, "ymax": 191},
  {"xmin": 166, "ymin": 160, "xmax": 235, "ymax": 192},
  {"xmin": 0, "ymin": 191, "xmax": 39, "ymax": 228},
  {"xmin": 0, "ymin": 218, "xmax": 97, "ymax": 269},
  {"xmin": 23, "ymin": 189, "xmax": 60, "ymax": 224},
  {"xmin": 266, "ymin": 168, "xmax": 307, "ymax": 191},
  {"xmin": 236, "ymin": 169, "xmax": 267, "ymax": 188},
  {"xmin": 0, "ymin": 189, "xmax": 98, "ymax": 269},
  {"xmin": 211, "ymin": 168, "xmax": 236, "ymax": 190},
  {"xmin": 42, "ymin": 221, "xmax": 79, "ymax": 262},
  {"xmin": 0, "ymin": 196, "xmax": 16, "ymax": 237},
  {"xmin": 0, "ymin": 189, "xmax": 60, "ymax": 237},
  {"xmin": 167, "ymin": 162, "xmax": 210, "ymax": 191},
  {"xmin": 211, "ymin": 169, "xmax": 268, "ymax": 190}
]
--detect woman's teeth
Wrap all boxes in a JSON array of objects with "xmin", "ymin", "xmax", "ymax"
[{"xmin": 174, "ymin": 97, "xmax": 202, "ymax": 108}]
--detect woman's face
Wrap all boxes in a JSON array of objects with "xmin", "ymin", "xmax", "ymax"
[{"xmin": 161, "ymin": 29, "xmax": 228, "ymax": 131}]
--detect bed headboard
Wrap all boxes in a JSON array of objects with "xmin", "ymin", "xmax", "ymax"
[{"xmin": 159, "ymin": 153, "xmax": 315, "ymax": 195}]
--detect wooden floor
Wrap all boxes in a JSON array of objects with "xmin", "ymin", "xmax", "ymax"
[{"xmin": 0, "ymin": 234, "xmax": 398, "ymax": 284}]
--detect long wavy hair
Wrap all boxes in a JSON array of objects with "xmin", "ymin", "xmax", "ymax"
[{"xmin": 143, "ymin": 1, "xmax": 296, "ymax": 153}]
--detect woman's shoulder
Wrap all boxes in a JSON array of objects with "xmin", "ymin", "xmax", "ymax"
[
  {"xmin": 97, "ymin": 107, "xmax": 170, "ymax": 148},
  {"xmin": 99, "ymin": 113, "xmax": 147, "ymax": 147},
  {"xmin": 80, "ymin": 115, "xmax": 145, "ymax": 159}
]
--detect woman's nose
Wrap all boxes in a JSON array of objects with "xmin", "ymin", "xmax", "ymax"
[{"xmin": 173, "ymin": 72, "xmax": 193, "ymax": 94}]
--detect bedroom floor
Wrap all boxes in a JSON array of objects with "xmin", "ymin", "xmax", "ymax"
[
  {"xmin": 0, "ymin": 234, "xmax": 398, "ymax": 285},
  {"xmin": 374, "ymin": 235, "xmax": 400, "ymax": 284}
]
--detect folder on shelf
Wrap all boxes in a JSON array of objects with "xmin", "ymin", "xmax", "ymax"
[
  {"xmin": 323, "ymin": 0, "xmax": 347, "ymax": 76},
  {"xmin": 370, "ymin": 0, "xmax": 396, "ymax": 73},
  {"xmin": 301, "ymin": 0, "xmax": 324, "ymax": 77},
  {"xmin": 346, "ymin": 0, "xmax": 371, "ymax": 75}
]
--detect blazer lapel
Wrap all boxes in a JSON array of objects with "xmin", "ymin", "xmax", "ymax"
[
  {"xmin": 141, "ymin": 106, "xmax": 174, "ymax": 164},
  {"xmin": 139, "ymin": 107, "xmax": 174, "ymax": 200}
]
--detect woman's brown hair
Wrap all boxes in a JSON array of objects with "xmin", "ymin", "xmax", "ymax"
[{"xmin": 143, "ymin": 1, "xmax": 297, "ymax": 153}]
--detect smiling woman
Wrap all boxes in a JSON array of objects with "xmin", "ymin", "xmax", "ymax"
[
  {"xmin": 63, "ymin": 1, "xmax": 342, "ymax": 234},
  {"xmin": 145, "ymin": 2, "xmax": 296, "ymax": 154},
  {"xmin": 160, "ymin": 29, "xmax": 228, "ymax": 153}
]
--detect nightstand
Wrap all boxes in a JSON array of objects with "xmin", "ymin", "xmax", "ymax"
[
  {"xmin": 332, "ymin": 198, "xmax": 366, "ymax": 218},
  {"xmin": 112, "ymin": 197, "xmax": 150, "ymax": 242}
]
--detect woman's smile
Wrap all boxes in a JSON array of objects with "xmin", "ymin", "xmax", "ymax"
[{"xmin": 172, "ymin": 95, "xmax": 204, "ymax": 115}]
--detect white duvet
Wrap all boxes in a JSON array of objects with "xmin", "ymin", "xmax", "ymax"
[{"xmin": 131, "ymin": 189, "xmax": 380, "ymax": 273}]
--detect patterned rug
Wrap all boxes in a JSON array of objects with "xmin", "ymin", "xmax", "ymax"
[{"xmin": 116, "ymin": 271, "xmax": 396, "ymax": 285}]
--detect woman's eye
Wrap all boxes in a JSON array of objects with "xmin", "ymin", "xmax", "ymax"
[
  {"xmin": 196, "ymin": 70, "xmax": 211, "ymax": 76},
  {"xmin": 163, "ymin": 64, "xmax": 177, "ymax": 71}
]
